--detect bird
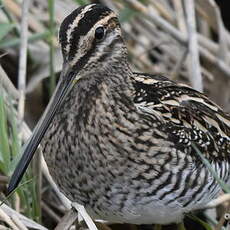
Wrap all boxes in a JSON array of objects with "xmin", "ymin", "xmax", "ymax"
[{"xmin": 8, "ymin": 3, "xmax": 230, "ymax": 227}]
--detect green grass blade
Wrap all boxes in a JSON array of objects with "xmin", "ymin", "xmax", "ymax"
[
  {"xmin": 0, "ymin": 23, "xmax": 15, "ymax": 41},
  {"xmin": 48, "ymin": 0, "xmax": 56, "ymax": 97},
  {"xmin": 0, "ymin": 30, "xmax": 51, "ymax": 49},
  {"xmin": 74, "ymin": 0, "xmax": 89, "ymax": 5},
  {"xmin": 0, "ymin": 0, "xmax": 20, "ymax": 36},
  {"xmin": 8, "ymin": 108, "xmax": 21, "ymax": 158},
  {"xmin": 119, "ymin": 7, "xmax": 137, "ymax": 23},
  {"xmin": 0, "ymin": 94, "xmax": 10, "ymax": 175},
  {"xmin": 187, "ymin": 214, "xmax": 213, "ymax": 230},
  {"xmin": 191, "ymin": 143, "xmax": 230, "ymax": 193}
]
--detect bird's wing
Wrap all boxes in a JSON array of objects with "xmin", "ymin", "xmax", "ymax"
[{"xmin": 131, "ymin": 73, "xmax": 230, "ymax": 160}]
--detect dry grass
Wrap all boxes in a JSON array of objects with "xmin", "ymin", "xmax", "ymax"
[{"xmin": 0, "ymin": 0, "xmax": 230, "ymax": 229}]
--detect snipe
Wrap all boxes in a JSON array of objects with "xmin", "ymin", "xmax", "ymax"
[{"xmin": 8, "ymin": 3, "xmax": 230, "ymax": 226}]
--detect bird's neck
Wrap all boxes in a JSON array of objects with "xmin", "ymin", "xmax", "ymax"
[{"xmin": 62, "ymin": 56, "xmax": 135, "ymax": 127}]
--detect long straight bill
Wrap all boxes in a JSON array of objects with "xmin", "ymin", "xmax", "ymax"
[{"xmin": 7, "ymin": 70, "xmax": 76, "ymax": 195}]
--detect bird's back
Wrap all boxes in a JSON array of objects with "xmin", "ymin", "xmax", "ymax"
[
  {"xmin": 132, "ymin": 73, "xmax": 230, "ymax": 187},
  {"xmin": 132, "ymin": 72, "xmax": 230, "ymax": 160}
]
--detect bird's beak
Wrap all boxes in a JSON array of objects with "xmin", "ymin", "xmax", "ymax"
[{"xmin": 7, "ymin": 63, "xmax": 80, "ymax": 195}]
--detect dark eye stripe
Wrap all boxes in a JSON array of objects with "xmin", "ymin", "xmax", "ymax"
[
  {"xmin": 71, "ymin": 33, "xmax": 123, "ymax": 73},
  {"xmin": 71, "ymin": 39, "xmax": 97, "ymax": 73}
]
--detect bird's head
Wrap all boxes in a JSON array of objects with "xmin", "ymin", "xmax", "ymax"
[{"xmin": 59, "ymin": 4, "xmax": 124, "ymax": 74}]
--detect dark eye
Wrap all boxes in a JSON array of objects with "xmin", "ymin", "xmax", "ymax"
[{"xmin": 95, "ymin": 26, "xmax": 105, "ymax": 40}]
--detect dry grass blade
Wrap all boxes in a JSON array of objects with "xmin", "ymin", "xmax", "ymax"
[
  {"xmin": 199, "ymin": 45, "xmax": 230, "ymax": 77},
  {"xmin": 125, "ymin": 0, "xmax": 188, "ymax": 44},
  {"xmin": 0, "ymin": 225, "xmax": 10, "ymax": 230},
  {"xmin": 4, "ymin": 0, "xmax": 46, "ymax": 33},
  {"xmin": 170, "ymin": 48, "xmax": 188, "ymax": 80},
  {"xmin": 11, "ymin": 214, "xmax": 29, "ymax": 230},
  {"xmin": 41, "ymin": 155, "xmax": 72, "ymax": 210},
  {"xmin": 42, "ymin": 201, "xmax": 61, "ymax": 223},
  {"xmin": 54, "ymin": 209, "xmax": 78, "ymax": 230},
  {"xmin": 72, "ymin": 203, "xmax": 99, "ymax": 230},
  {"xmin": 1, "ymin": 204, "xmax": 48, "ymax": 230},
  {"xmin": 17, "ymin": 0, "xmax": 30, "ymax": 120},
  {"xmin": 173, "ymin": 0, "xmax": 186, "ymax": 34},
  {"xmin": 205, "ymin": 194, "xmax": 230, "ymax": 209},
  {"xmin": 184, "ymin": 0, "xmax": 203, "ymax": 91},
  {"xmin": 0, "ymin": 207, "xmax": 20, "ymax": 230}
]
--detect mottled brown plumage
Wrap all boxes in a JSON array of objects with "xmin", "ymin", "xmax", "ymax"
[{"xmin": 9, "ymin": 3, "xmax": 230, "ymax": 225}]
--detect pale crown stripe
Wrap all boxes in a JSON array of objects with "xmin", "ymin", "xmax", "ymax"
[{"xmin": 65, "ymin": 4, "xmax": 96, "ymax": 54}]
